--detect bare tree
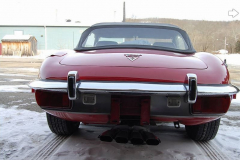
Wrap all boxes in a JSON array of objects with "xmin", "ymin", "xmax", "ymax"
[{"xmin": 126, "ymin": 18, "xmax": 240, "ymax": 53}]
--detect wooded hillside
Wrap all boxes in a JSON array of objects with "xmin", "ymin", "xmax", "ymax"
[{"xmin": 126, "ymin": 18, "xmax": 240, "ymax": 53}]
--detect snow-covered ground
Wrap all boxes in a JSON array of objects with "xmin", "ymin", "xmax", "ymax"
[
  {"xmin": 1, "ymin": 102, "xmax": 240, "ymax": 160},
  {"xmin": 0, "ymin": 107, "xmax": 50, "ymax": 160},
  {"xmin": 0, "ymin": 85, "xmax": 30, "ymax": 93},
  {"xmin": 216, "ymin": 53, "xmax": 240, "ymax": 66}
]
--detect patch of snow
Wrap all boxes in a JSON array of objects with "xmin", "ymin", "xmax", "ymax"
[
  {"xmin": 216, "ymin": 54, "xmax": 240, "ymax": 66},
  {"xmin": 0, "ymin": 104, "xmax": 7, "ymax": 108},
  {"xmin": 15, "ymin": 68, "xmax": 39, "ymax": 72},
  {"xmin": 19, "ymin": 103, "xmax": 31, "ymax": 106},
  {"xmin": 10, "ymin": 79, "xmax": 31, "ymax": 82},
  {"xmin": 0, "ymin": 73, "xmax": 34, "ymax": 77},
  {"xmin": 10, "ymin": 105, "xmax": 19, "ymax": 109},
  {"xmin": 0, "ymin": 108, "xmax": 51, "ymax": 160},
  {"xmin": 0, "ymin": 85, "xmax": 30, "ymax": 93},
  {"xmin": 215, "ymin": 110, "xmax": 240, "ymax": 160},
  {"xmin": 225, "ymin": 111, "xmax": 240, "ymax": 117},
  {"xmin": 231, "ymin": 93, "xmax": 240, "ymax": 106},
  {"xmin": 218, "ymin": 49, "xmax": 228, "ymax": 54},
  {"xmin": 216, "ymin": 127, "xmax": 240, "ymax": 160},
  {"xmin": 8, "ymin": 100, "xmax": 23, "ymax": 105}
]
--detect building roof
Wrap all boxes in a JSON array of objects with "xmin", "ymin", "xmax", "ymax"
[
  {"xmin": 1, "ymin": 35, "xmax": 36, "ymax": 42},
  {"xmin": 0, "ymin": 23, "xmax": 90, "ymax": 27}
]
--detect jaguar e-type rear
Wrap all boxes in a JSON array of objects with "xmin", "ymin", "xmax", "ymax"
[{"xmin": 29, "ymin": 23, "xmax": 239, "ymax": 144}]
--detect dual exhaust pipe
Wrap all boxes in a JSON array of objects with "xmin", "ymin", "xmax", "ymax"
[{"xmin": 99, "ymin": 125, "xmax": 160, "ymax": 145}]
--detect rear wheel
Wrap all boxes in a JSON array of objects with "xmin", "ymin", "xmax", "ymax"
[
  {"xmin": 185, "ymin": 118, "xmax": 220, "ymax": 141},
  {"xmin": 46, "ymin": 113, "xmax": 80, "ymax": 135}
]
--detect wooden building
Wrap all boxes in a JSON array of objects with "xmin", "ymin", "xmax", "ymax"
[{"xmin": 1, "ymin": 35, "xmax": 37, "ymax": 56}]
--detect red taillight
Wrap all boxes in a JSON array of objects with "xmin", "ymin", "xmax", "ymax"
[
  {"xmin": 31, "ymin": 89, "xmax": 35, "ymax": 93},
  {"xmin": 35, "ymin": 90, "xmax": 71, "ymax": 109},
  {"xmin": 233, "ymin": 94, "xmax": 237, "ymax": 99},
  {"xmin": 192, "ymin": 96, "xmax": 231, "ymax": 114}
]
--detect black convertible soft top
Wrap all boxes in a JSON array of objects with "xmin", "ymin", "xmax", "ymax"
[
  {"xmin": 92, "ymin": 22, "xmax": 180, "ymax": 29},
  {"xmin": 75, "ymin": 22, "xmax": 196, "ymax": 54}
]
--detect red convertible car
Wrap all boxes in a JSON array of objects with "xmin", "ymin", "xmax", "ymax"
[{"xmin": 30, "ymin": 23, "xmax": 239, "ymax": 145}]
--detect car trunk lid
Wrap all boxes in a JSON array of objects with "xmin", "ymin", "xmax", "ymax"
[{"xmin": 60, "ymin": 49, "xmax": 207, "ymax": 69}]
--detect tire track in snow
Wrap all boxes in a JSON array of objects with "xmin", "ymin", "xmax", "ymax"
[
  {"xmin": 198, "ymin": 141, "xmax": 229, "ymax": 160},
  {"xmin": 31, "ymin": 134, "xmax": 68, "ymax": 160}
]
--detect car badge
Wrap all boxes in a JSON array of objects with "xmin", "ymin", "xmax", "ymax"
[{"xmin": 124, "ymin": 54, "xmax": 142, "ymax": 62}]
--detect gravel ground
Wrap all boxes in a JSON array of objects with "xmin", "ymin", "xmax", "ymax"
[{"xmin": 0, "ymin": 57, "xmax": 42, "ymax": 112}]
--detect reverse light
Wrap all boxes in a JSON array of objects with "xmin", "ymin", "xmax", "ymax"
[{"xmin": 192, "ymin": 96, "xmax": 231, "ymax": 114}]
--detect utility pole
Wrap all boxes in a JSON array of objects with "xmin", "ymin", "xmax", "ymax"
[
  {"xmin": 44, "ymin": 25, "xmax": 47, "ymax": 50},
  {"xmin": 224, "ymin": 37, "xmax": 227, "ymax": 50},
  {"xmin": 122, "ymin": 1, "xmax": 125, "ymax": 22}
]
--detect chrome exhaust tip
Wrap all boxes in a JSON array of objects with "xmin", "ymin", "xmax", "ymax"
[
  {"xmin": 130, "ymin": 131, "xmax": 144, "ymax": 145},
  {"xmin": 98, "ymin": 130, "xmax": 117, "ymax": 142},
  {"xmin": 115, "ymin": 130, "xmax": 129, "ymax": 143},
  {"xmin": 142, "ymin": 131, "xmax": 161, "ymax": 145}
]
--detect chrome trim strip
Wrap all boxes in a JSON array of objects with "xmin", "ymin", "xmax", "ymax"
[
  {"xmin": 150, "ymin": 114, "xmax": 223, "ymax": 118},
  {"xmin": 45, "ymin": 110, "xmax": 110, "ymax": 115},
  {"xmin": 45, "ymin": 110, "xmax": 222, "ymax": 117},
  {"xmin": 67, "ymin": 71, "xmax": 78, "ymax": 100},
  {"xmin": 79, "ymin": 82, "xmax": 186, "ymax": 94},
  {"xmin": 198, "ymin": 85, "xmax": 239, "ymax": 95},
  {"xmin": 29, "ymin": 80, "xmax": 68, "ymax": 90},
  {"xmin": 29, "ymin": 80, "xmax": 239, "ymax": 96}
]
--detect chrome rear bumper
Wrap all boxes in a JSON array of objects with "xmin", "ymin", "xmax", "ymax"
[
  {"xmin": 29, "ymin": 71, "xmax": 239, "ymax": 104},
  {"xmin": 29, "ymin": 79, "xmax": 239, "ymax": 96}
]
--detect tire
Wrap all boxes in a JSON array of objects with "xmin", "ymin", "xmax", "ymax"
[
  {"xmin": 185, "ymin": 118, "xmax": 220, "ymax": 141},
  {"xmin": 46, "ymin": 113, "xmax": 80, "ymax": 135}
]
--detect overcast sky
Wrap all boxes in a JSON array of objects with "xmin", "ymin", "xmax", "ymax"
[{"xmin": 0, "ymin": 0, "xmax": 239, "ymax": 25}]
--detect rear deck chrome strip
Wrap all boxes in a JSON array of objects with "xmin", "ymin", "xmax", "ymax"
[{"xmin": 29, "ymin": 80, "xmax": 239, "ymax": 96}]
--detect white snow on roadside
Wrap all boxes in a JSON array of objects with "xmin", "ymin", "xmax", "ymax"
[
  {"xmin": 8, "ymin": 100, "xmax": 23, "ymax": 105},
  {"xmin": 0, "ymin": 108, "xmax": 51, "ymax": 160},
  {"xmin": 0, "ymin": 85, "xmax": 31, "ymax": 93},
  {"xmin": 10, "ymin": 79, "xmax": 31, "ymax": 82},
  {"xmin": 216, "ymin": 54, "xmax": 240, "ymax": 66},
  {"xmin": 0, "ymin": 73, "xmax": 34, "ymax": 77},
  {"xmin": 231, "ymin": 93, "xmax": 240, "ymax": 106},
  {"xmin": 15, "ymin": 68, "xmax": 39, "ymax": 72}
]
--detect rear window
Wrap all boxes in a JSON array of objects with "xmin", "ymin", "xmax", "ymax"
[{"xmin": 82, "ymin": 27, "xmax": 189, "ymax": 50}]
